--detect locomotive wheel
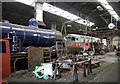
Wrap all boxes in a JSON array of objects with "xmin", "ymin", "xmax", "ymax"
[{"xmin": 99, "ymin": 49, "xmax": 105, "ymax": 55}]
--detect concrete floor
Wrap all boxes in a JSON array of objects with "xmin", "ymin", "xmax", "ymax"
[
  {"xmin": 4, "ymin": 52, "xmax": 119, "ymax": 83},
  {"xmin": 88, "ymin": 52, "xmax": 119, "ymax": 82}
]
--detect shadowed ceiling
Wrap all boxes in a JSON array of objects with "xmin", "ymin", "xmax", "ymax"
[{"xmin": 2, "ymin": 2, "xmax": 120, "ymax": 37}]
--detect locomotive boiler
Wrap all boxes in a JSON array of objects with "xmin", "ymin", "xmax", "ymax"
[{"xmin": 1, "ymin": 21, "xmax": 62, "ymax": 48}]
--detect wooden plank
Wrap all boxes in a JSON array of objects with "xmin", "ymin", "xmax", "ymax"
[
  {"xmin": 91, "ymin": 61, "xmax": 100, "ymax": 64},
  {"xmin": 28, "ymin": 47, "xmax": 44, "ymax": 70},
  {"xmin": 91, "ymin": 60, "xmax": 100, "ymax": 67},
  {"xmin": 28, "ymin": 47, "xmax": 52, "ymax": 70}
]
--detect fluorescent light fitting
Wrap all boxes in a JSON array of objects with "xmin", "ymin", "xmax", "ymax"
[
  {"xmin": 43, "ymin": 3, "xmax": 94, "ymax": 27},
  {"xmin": 43, "ymin": 3, "xmax": 51, "ymax": 11},
  {"xmin": 96, "ymin": 27, "xmax": 98, "ymax": 29},
  {"xmin": 92, "ymin": 28, "xmax": 96, "ymax": 30},
  {"xmin": 70, "ymin": 15, "xmax": 80, "ymax": 20},
  {"xmin": 61, "ymin": 11, "xmax": 73, "ymax": 20},
  {"xmin": 75, "ymin": 19, "xmax": 94, "ymax": 26},
  {"xmin": 15, "ymin": 1, "xmax": 94, "ymax": 26},
  {"xmin": 55, "ymin": 9, "xmax": 64, "ymax": 16},
  {"xmin": 15, "ymin": 0, "xmax": 35, "ymax": 6},
  {"xmin": 98, "ymin": 0, "xmax": 119, "ymax": 21}
]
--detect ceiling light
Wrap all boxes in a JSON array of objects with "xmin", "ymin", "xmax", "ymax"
[
  {"xmin": 92, "ymin": 28, "xmax": 96, "ymax": 30},
  {"xmin": 70, "ymin": 15, "xmax": 80, "ymax": 20},
  {"xmin": 43, "ymin": 3, "xmax": 51, "ymax": 11},
  {"xmin": 15, "ymin": 1, "xmax": 94, "ymax": 27},
  {"xmin": 96, "ymin": 27, "xmax": 98, "ymax": 29},
  {"xmin": 98, "ymin": 0, "xmax": 119, "ymax": 21},
  {"xmin": 43, "ymin": 3, "xmax": 94, "ymax": 27},
  {"xmin": 97, "ymin": 6, "xmax": 103, "ymax": 11},
  {"xmin": 108, "ymin": 23, "xmax": 115, "ymax": 29},
  {"xmin": 61, "ymin": 11, "xmax": 73, "ymax": 20},
  {"xmin": 67, "ymin": 24, "xmax": 72, "ymax": 27},
  {"xmin": 15, "ymin": 0, "xmax": 35, "ymax": 6}
]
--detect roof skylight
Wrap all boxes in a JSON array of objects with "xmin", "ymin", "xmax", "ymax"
[{"xmin": 15, "ymin": 0, "xmax": 94, "ymax": 26}]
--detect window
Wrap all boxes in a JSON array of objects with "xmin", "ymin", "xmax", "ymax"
[
  {"xmin": 93, "ymin": 42, "xmax": 99, "ymax": 46},
  {"xmin": 68, "ymin": 37, "xmax": 71, "ymax": 39},
  {"xmin": 0, "ymin": 42, "xmax": 6, "ymax": 53},
  {"xmin": 76, "ymin": 38, "xmax": 78, "ymax": 40},
  {"xmin": 71, "ymin": 37, "xmax": 75, "ymax": 41}
]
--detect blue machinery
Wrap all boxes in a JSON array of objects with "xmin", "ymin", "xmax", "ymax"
[{"xmin": 0, "ymin": 19, "xmax": 62, "ymax": 52}]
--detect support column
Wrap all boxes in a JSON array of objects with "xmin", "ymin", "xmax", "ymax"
[{"xmin": 108, "ymin": 35, "xmax": 114, "ymax": 52}]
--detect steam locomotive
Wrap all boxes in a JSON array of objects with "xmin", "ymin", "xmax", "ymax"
[{"xmin": 0, "ymin": 20, "xmax": 62, "ymax": 52}]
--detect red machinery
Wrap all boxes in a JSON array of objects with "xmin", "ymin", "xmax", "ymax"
[
  {"xmin": 71, "ymin": 42, "xmax": 91, "ymax": 51},
  {"xmin": 0, "ymin": 39, "xmax": 11, "ymax": 78}
]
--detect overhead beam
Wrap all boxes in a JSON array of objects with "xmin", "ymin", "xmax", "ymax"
[{"xmin": 98, "ymin": 0, "xmax": 120, "ymax": 21}]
